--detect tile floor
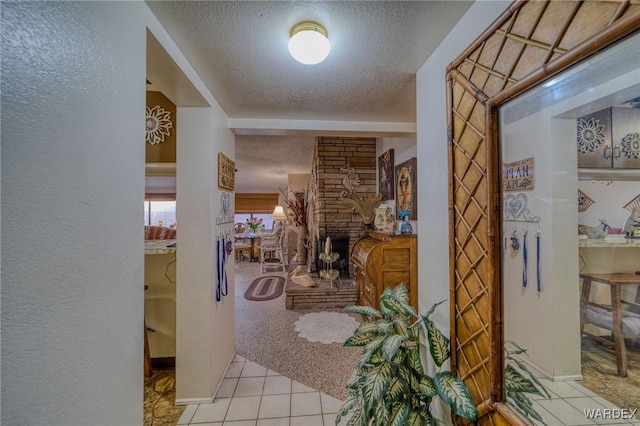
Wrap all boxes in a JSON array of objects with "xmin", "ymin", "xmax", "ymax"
[
  {"xmin": 176, "ymin": 355, "xmax": 348, "ymax": 426},
  {"xmin": 521, "ymin": 377, "xmax": 639, "ymax": 426},
  {"xmin": 176, "ymin": 355, "xmax": 638, "ymax": 426}
]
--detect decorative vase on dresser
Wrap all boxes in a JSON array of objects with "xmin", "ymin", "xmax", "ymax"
[{"xmin": 351, "ymin": 231, "xmax": 418, "ymax": 311}]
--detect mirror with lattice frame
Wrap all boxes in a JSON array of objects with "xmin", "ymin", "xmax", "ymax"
[{"xmin": 446, "ymin": 2, "xmax": 640, "ymax": 424}]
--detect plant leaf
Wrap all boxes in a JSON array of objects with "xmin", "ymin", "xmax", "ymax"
[
  {"xmin": 336, "ymin": 391, "xmax": 358, "ymax": 424},
  {"xmin": 433, "ymin": 371, "xmax": 478, "ymax": 422},
  {"xmin": 509, "ymin": 357, "xmax": 552, "ymax": 399},
  {"xmin": 505, "ymin": 365, "xmax": 541, "ymax": 395},
  {"xmin": 422, "ymin": 299, "xmax": 447, "ymax": 320},
  {"xmin": 355, "ymin": 319, "xmax": 391, "ymax": 335},
  {"xmin": 510, "ymin": 392, "xmax": 545, "ymax": 424},
  {"xmin": 392, "ymin": 283, "xmax": 410, "ymax": 305},
  {"xmin": 363, "ymin": 335, "xmax": 386, "ymax": 354},
  {"xmin": 381, "ymin": 334, "xmax": 408, "ymax": 362},
  {"xmin": 344, "ymin": 305, "xmax": 382, "ymax": 318},
  {"xmin": 392, "ymin": 317, "xmax": 412, "ymax": 338},
  {"xmin": 406, "ymin": 410, "xmax": 433, "ymax": 426},
  {"xmin": 345, "ymin": 368, "xmax": 366, "ymax": 389},
  {"xmin": 381, "ymin": 294, "xmax": 417, "ymax": 318},
  {"xmin": 363, "ymin": 362, "xmax": 392, "ymax": 412},
  {"xmin": 406, "ymin": 345, "xmax": 424, "ymax": 375},
  {"xmin": 419, "ymin": 376, "xmax": 437, "ymax": 398},
  {"xmin": 424, "ymin": 317, "xmax": 450, "ymax": 367},
  {"xmin": 373, "ymin": 400, "xmax": 390, "ymax": 426},
  {"xmin": 389, "ymin": 401, "xmax": 410, "ymax": 426},
  {"xmin": 344, "ymin": 331, "xmax": 380, "ymax": 347},
  {"xmin": 386, "ymin": 376, "xmax": 408, "ymax": 401}
]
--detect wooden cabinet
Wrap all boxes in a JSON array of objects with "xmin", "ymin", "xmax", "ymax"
[
  {"xmin": 577, "ymin": 107, "xmax": 640, "ymax": 169},
  {"xmin": 351, "ymin": 231, "xmax": 418, "ymax": 311}
]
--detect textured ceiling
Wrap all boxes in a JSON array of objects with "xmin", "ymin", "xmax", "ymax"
[
  {"xmin": 234, "ymin": 135, "xmax": 316, "ymax": 193},
  {"xmin": 145, "ymin": 1, "xmax": 473, "ymax": 123},
  {"xmin": 144, "ymin": 1, "xmax": 474, "ymax": 192}
]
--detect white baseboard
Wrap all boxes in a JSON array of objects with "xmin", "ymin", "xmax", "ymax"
[
  {"xmin": 552, "ymin": 374, "xmax": 584, "ymax": 382},
  {"xmin": 175, "ymin": 397, "xmax": 213, "ymax": 406}
]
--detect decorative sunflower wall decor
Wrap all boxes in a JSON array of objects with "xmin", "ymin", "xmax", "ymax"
[
  {"xmin": 620, "ymin": 132, "xmax": 640, "ymax": 159},
  {"xmin": 145, "ymin": 105, "xmax": 173, "ymax": 145},
  {"xmin": 576, "ymin": 116, "xmax": 606, "ymax": 153}
]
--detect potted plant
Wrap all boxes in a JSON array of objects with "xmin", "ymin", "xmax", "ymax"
[{"xmin": 337, "ymin": 284, "xmax": 478, "ymax": 425}]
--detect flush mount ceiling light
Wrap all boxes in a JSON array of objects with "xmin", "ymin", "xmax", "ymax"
[{"xmin": 288, "ymin": 21, "xmax": 330, "ymax": 65}]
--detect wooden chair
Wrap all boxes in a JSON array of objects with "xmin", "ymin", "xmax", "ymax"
[
  {"xmin": 234, "ymin": 223, "xmax": 251, "ymax": 261},
  {"xmin": 580, "ymin": 272, "xmax": 640, "ymax": 377},
  {"xmin": 259, "ymin": 222, "xmax": 286, "ymax": 273}
]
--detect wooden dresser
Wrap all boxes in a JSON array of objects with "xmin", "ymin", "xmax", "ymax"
[{"xmin": 351, "ymin": 231, "xmax": 418, "ymax": 310}]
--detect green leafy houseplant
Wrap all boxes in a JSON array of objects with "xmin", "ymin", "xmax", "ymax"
[
  {"xmin": 505, "ymin": 340, "xmax": 551, "ymax": 425},
  {"xmin": 337, "ymin": 284, "xmax": 478, "ymax": 426}
]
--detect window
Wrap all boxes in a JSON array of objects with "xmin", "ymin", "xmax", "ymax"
[{"xmin": 144, "ymin": 200, "xmax": 177, "ymax": 228}]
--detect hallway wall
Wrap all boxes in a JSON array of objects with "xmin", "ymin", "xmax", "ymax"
[{"xmin": 1, "ymin": 2, "xmax": 147, "ymax": 424}]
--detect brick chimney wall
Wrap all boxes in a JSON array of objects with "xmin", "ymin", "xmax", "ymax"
[{"xmin": 311, "ymin": 136, "xmax": 378, "ymax": 274}]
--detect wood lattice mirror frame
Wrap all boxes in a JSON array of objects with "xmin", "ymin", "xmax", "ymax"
[{"xmin": 446, "ymin": 1, "xmax": 640, "ymax": 424}]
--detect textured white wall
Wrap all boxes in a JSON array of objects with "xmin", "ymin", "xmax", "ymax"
[
  {"xmin": 144, "ymin": 8, "xmax": 237, "ymax": 403},
  {"xmin": 1, "ymin": 2, "xmax": 146, "ymax": 425},
  {"xmin": 176, "ymin": 107, "xmax": 236, "ymax": 402}
]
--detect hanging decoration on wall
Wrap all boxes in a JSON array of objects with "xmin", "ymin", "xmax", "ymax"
[
  {"xmin": 536, "ymin": 231, "xmax": 541, "ymax": 292},
  {"xmin": 395, "ymin": 157, "xmax": 417, "ymax": 220},
  {"xmin": 145, "ymin": 105, "xmax": 173, "ymax": 145},
  {"xmin": 215, "ymin": 192, "xmax": 234, "ymax": 302},
  {"xmin": 503, "ymin": 193, "xmax": 542, "ymax": 291},
  {"xmin": 623, "ymin": 193, "xmax": 640, "ymax": 212},
  {"xmin": 218, "ymin": 152, "xmax": 235, "ymax": 191},
  {"xmin": 522, "ymin": 231, "xmax": 528, "ymax": 288},
  {"xmin": 578, "ymin": 189, "xmax": 595, "ymax": 212},
  {"xmin": 340, "ymin": 162, "xmax": 382, "ymax": 228},
  {"xmin": 503, "ymin": 157, "xmax": 534, "ymax": 192},
  {"xmin": 378, "ymin": 149, "xmax": 394, "ymax": 200},
  {"xmin": 620, "ymin": 132, "xmax": 640, "ymax": 159}
]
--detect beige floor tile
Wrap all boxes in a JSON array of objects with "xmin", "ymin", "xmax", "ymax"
[
  {"xmin": 258, "ymin": 394, "xmax": 291, "ymax": 419},
  {"xmin": 225, "ymin": 396, "xmax": 261, "ymax": 421},
  {"xmin": 191, "ymin": 399, "xmax": 231, "ymax": 423},
  {"xmin": 291, "ymin": 392, "xmax": 321, "ymax": 417}
]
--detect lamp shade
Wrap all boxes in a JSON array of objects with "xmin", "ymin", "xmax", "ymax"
[
  {"xmin": 271, "ymin": 205, "xmax": 287, "ymax": 221},
  {"xmin": 288, "ymin": 21, "xmax": 330, "ymax": 65}
]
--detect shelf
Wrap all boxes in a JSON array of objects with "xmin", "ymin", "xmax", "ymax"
[{"xmin": 578, "ymin": 168, "xmax": 640, "ymax": 181}]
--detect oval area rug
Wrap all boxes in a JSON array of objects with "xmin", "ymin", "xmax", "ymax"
[
  {"xmin": 294, "ymin": 312, "xmax": 360, "ymax": 344},
  {"xmin": 244, "ymin": 276, "xmax": 285, "ymax": 301}
]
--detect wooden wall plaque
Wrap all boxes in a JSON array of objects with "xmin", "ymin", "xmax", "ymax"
[{"xmin": 218, "ymin": 152, "xmax": 235, "ymax": 191}]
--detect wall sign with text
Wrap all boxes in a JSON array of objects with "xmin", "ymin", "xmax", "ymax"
[
  {"xmin": 218, "ymin": 152, "xmax": 235, "ymax": 191},
  {"xmin": 503, "ymin": 157, "xmax": 534, "ymax": 192}
]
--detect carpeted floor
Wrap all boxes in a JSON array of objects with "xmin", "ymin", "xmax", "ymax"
[
  {"xmin": 579, "ymin": 336, "xmax": 640, "ymax": 410},
  {"xmin": 234, "ymin": 261, "xmax": 362, "ymax": 401}
]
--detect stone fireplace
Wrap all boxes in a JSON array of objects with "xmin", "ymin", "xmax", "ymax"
[
  {"xmin": 309, "ymin": 136, "xmax": 378, "ymax": 277},
  {"xmin": 315, "ymin": 236, "xmax": 350, "ymax": 278}
]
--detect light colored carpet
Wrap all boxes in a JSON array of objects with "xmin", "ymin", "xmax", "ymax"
[
  {"xmin": 294, "ymin": 312, "xmax": 360, "ymax": 344},
  {"xmin": 234, "ymin": 261, "xmax": 362, "ymax": 400}
]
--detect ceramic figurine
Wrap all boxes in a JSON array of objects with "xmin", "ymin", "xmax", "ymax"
[
  {"xmin": 578, "ymin": 219, "xmax": 610, "ymax": 239},
  {"xmin": 623, "ymin": 206, "xmax": 640, "ymax": 238},
  {"xmin": 400, "ymin": 213, "xmax": 413, "ymax": 234}
]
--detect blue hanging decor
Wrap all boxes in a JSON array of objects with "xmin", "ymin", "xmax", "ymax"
[
  {"xmin": 522, "ymin": 232, "xmax": 528, "ymax": 288},
  {"xmin": 536, "ymin": 231, "xmax": 541, "ymax": 291}
]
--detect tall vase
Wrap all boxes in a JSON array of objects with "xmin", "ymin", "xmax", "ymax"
[{"xmin": 295, "ymin": 225, "xmax": 308, "ymax": 264}]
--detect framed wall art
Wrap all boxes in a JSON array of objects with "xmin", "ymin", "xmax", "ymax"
[
  {"xmin": 395, "ymin": 157, "xmax": 417, "ymax": 220},
  {"xmin": 218, "ymin": 152, "xmax": 235, "ymax": 191},
  {"xmin": 378, "ymin": 149, "xmax": 394, "ymax": 200}
]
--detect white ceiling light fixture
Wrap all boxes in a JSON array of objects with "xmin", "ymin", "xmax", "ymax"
[{"xmin": 288, "ymin": 21, "xmax": 330, "ymax": 65}]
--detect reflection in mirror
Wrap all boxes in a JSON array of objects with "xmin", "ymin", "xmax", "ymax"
[{"xmin": 499, "ymin": 32, "xmax": 640, "ymax": 424}]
